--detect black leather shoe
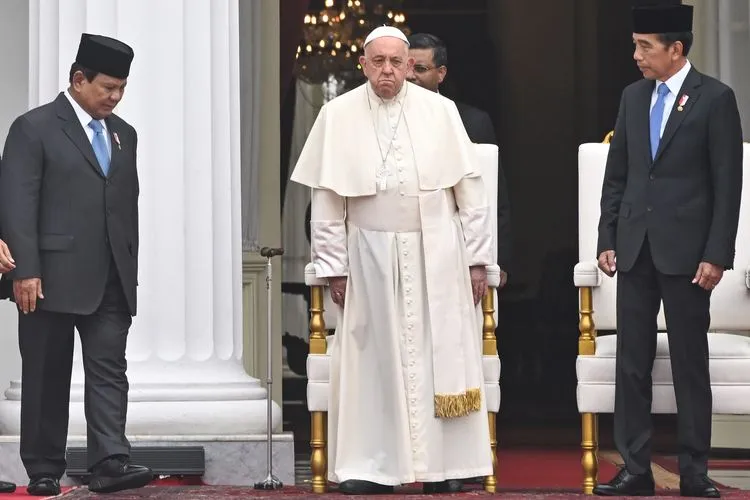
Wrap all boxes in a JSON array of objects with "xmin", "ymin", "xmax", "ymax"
[
  {"xmin": 27, "ymin": 476, "xmax": 60, "ymax": 496},
  {"xmin": 0, "ymin": 480, "xmax": 16, "ymax": 493},
  {"xmin": 88, "ymin": 456, "xmax": 153, "ymax": 494},
  {"xmin": 593, "ymin": 467, "xmax": 655, "ymax": 496},
  {"xmin": 423, "ymin": 479, "xmax": 463, "ymax": 493},
  {"xmin": 338, "ymin": 480, "xmax": 394, "ymax": 494},
  {"xmin": 680, "ymin": 475, "xmax": 720, "ymax": 498}
]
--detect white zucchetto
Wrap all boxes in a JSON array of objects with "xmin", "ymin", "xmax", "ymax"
[{"xmin": 363, "ymin": 26, "xmax": 409, "ymax": 47}]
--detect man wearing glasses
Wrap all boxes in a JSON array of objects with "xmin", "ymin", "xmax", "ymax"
[{"xmin": 407, "ymin": 33, "xmax": 511, "ymax": 288}]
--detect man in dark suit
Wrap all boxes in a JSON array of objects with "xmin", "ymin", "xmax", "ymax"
[
  {"xmin": 406, "ymin": 33, "xmax": 511, "ymax": 287},
  {"xmin": 0, "ymin": 34, "xmax": 152, "ymax": 496},
  {"xmin": 594, "ymin": 2, "xmax": 743, "ymax": 497}
]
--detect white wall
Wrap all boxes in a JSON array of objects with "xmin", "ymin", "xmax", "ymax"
[
  {"xmin": 0, "ymin": 0, "xmax": 29, "ymax": 150},
  {"xmin": 686, "ymin": 0, "xmax": 750, "ymax": 139},
  {"xmin": 0, "ymin": 0, "xmax": 28, "ymax": 399}
]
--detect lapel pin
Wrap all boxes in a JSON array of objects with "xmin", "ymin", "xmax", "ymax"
[
  {"xmin": 677, "ymin": 94, "xmax": 689, "ymax": 112},
  {"xmin": 112, "ymin": 132, "xmax": 121, "ymax": 150}
]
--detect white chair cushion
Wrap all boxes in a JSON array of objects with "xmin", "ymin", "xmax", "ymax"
[
  {"xmin": 307, "ymin": 341, "xmax": 502, "ymax": 413},
  {"xmin": 306, "ymin": 336, "xmax": 334, "ymax": 412},
  {"xmin": 573, "ymin": 261, "xmax": 600, "ymax": 288},
  {"xmin": 577, "ymin": 332, "xmax": 750, "ymax": 414},
  {"xmin": 483, "ymin": 354, "xmax": 501, "ymax": 412}
]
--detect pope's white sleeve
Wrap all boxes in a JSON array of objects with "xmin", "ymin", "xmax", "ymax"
[
  {"xmin": 310, "ymin": 188, "xmax": 348, "ymax": 277},
  {"xmin": 453, "ymin": 176, "xmax": 493, "ymax": 267}
]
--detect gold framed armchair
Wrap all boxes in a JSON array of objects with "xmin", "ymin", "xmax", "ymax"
[{"xmin": 574, "ymin": 137, "xmax": 750, "ymax": 494}]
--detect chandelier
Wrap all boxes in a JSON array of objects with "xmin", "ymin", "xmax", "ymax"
[{"xmin": 294, "ymin": 0, "xmax": 410, "ymax": 92}]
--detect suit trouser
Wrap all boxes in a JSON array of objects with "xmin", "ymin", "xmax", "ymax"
[
  {"xmin": 614, "ymin": 238, "xmax": 712, "ymax": 477},
  {"xmin": 18, "ymin": 260, "xmax": 132, "ymax": 478}
]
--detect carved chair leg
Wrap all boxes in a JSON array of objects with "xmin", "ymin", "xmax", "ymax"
[
  {"xmin": 577, "ymin": 286, "xmax": 598, "ymax": 494},
  {"xmin": 485, "ymin": 411, "xmax": 498, "ymax": 493},
  {"xmin": 310, "ymin": 411, "xmax": 327, "ymax": 493},
  {"xmin": 581, "ymin": 412, "xmax": 599, "ymax": 495},
  {"xmin": 309, "ymin": 285, "xmax": 329, "ymax": 493},
  {"xmin": 482, "ymin": 287, "xmax": 498, "ymax": 493}
]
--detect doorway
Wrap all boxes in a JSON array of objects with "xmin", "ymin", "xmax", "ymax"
[{"xmin": 278, "ymin": 0, "xmax": 678, "ymax": 453}]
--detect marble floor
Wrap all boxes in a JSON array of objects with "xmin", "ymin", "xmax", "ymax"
[{"xmin": 710, "ymin": 469, "xmax": 750, "ymax": 490}]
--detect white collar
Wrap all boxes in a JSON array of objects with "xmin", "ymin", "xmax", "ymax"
[
  {"xmin": 64, "ymin": 90, "xmax": 107, "ymax": 133},
  {"xmin": 658, "ymin": 59, "xmax": 692, "ymax": 97}
]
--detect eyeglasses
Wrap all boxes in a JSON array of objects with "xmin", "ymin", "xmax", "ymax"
[{"xmin": 412, "ymin": 64, "xmax": 443, "ymax": 74}]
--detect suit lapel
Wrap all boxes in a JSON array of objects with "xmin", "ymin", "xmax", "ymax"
[
  {"xmin": 633, "ymin": 80, "xmax": 655, "ymax": 168},
  {"xmin": 56, "ymin": 94, "xmax": 106, "ymax": 178},
  {"xmin": 105, "ymin": 119, "xmax": 122, "ymax": 178},
  {"xmin": 654, "ymin": 68, "xmax": 703, "ymax": 162}
]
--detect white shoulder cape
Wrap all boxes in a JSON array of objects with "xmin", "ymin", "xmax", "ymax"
[{"xmin": 290, "ymin": 81, "xmax": 480, "ymax": 197}]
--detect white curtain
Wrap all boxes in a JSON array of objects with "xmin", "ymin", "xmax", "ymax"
[
  {"xmin": 687, "ymin": 0, "xmax": 750, "ymax": 139},
  {"xmin": 281, "ymin": 80, "xmax": 324, "ymax": 345},
  {"xmin": 240, "ymin": 0, "xmax": 262, "ymax": 251}
]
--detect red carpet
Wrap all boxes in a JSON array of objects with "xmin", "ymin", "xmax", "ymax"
[
  {"xmin": 1, "ymin": 486, "xmax": 73, "ymax": 498},
  {"xmin": 4, "ymin": 450, "xmax": 746, "ymax": 498},
  {"xmin": 53, "ymin": 485, "xmax": 750, "ymax": 499},
  {"xmin": 496, "ymin": 448, "xmax": 619, "ymax": 491}
]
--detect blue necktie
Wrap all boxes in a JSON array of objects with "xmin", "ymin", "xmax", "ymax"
[
  {"xmin": 89, "ymin": 119, "xmax": 110, "ymax": 175},
  {"xmin": 650, "ymin": 83, "xmax": 670, "ymax": 160}
]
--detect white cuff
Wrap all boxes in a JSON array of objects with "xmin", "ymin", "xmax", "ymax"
[
  {"xmin": 311, "ymin": 220, "xmax": 348, "ymax": 277},
  {"xmin": 460, "ymin": 205, "xmax": 493, "ymax": 266}
]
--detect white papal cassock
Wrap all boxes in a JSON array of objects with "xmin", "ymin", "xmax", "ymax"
[{"xmin": 292, "ymin": 81, "xmax": 494, "ymax": 485}]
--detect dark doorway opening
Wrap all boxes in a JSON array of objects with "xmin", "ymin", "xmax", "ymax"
[{"xmin": 279, "ymin": 0, "xmax": 679, "ymax": 454}]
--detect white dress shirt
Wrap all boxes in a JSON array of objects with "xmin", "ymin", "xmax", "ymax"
[
  {"xmin": 64, "ymin": 90, "xmax": 111, "ymax": 154},
  {"xmin": 649, "ymin": 60, "xmax": 692, "ymax": 139}
]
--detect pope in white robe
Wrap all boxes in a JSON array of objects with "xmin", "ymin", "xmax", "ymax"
[{"xmin": 290, "ymin": 26, "xmax": 495, "ymax": 495}]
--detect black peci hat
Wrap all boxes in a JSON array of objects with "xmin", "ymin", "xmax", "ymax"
[
  {"xmin": 632, "ymin": 0, "xmax": 693, "ymax": 34},
  {"xmin": 75, "ymin": 33, "xmax": 134, "ymax": 79}
]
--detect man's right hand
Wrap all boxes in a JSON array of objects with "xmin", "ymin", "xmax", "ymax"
[
  {"xmin": 597, "ymin": 250, "xmax": 617, "ymax": 277},
  {"xmin": 328, "ymin": 276, "xmax": 347, "ymax": 308},
  {"xmin": 0, "ymin": 239, "xmax": 15, "ymax": 273},
  {"xmin": 13, "ymin": 278, "xmax": 44, "ymax": 314}
]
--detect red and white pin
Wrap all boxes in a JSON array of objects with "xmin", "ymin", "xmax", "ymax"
[{"xmin": 677, "ymin": 94, "xmax": 689, "ymax": 112}]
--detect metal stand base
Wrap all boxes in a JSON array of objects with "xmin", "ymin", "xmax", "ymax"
[{"xmin": 254, "ymin": 475, "xmax": 283, "ymax": 490}]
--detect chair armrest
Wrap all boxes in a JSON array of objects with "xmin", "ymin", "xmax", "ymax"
[
  {"xmin": 486, "ymin": 264, "xmax": 501, "ymax": 288},
  {"xmin": 574, "ymin": 261, "xmax": 601, "ymax": 288},
  {"xmin": 305, "ymin": 262, "xmax": 327, "ymax": 287}
]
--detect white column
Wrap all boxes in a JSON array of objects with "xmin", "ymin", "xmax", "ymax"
[{"xmin": 0, "ymin": 0, "xmax": 280, "ymax": 438}]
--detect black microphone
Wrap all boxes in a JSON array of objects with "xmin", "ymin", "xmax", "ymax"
[{"xmin": 260, "ymin": 247, "xmax": 284, "ymax": 258}]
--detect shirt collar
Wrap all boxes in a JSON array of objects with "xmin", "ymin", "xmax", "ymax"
[
  {"xmin": 659, "ymin": 59, "xmax": 692, "ymax": 97},
  {"xmin": 64, "ymin": 90, "xmax": 107, "ymax": 133}
]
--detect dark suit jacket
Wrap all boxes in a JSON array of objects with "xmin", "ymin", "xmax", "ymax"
[
  {"xmin": 598, "ymin": 67, "xmax": 743, "ymax": 275},
  {"xmin": 455, "ymin": 101, "xmax": 512, "ymax": 271},
  {"xmin": 0, "ymin": 93, "xmax": 140, "ymax": 315}
]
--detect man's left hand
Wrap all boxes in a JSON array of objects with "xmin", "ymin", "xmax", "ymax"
[
  {"xmin": 693, "ymin": 262, "xmax": 724, "ymax": 291},
  {"xmin": 499, "ymin": 269, "xmax": 508, "ymax": 289},
  {"xmin": 470, "ymin": 265, "xmax": 488, "ymax": 305}
]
